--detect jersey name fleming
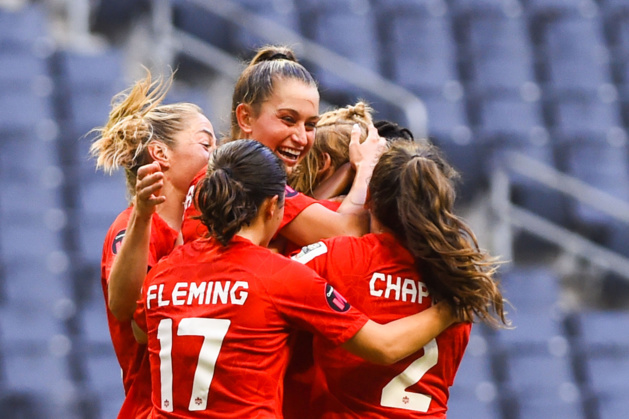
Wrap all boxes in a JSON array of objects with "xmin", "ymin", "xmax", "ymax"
[
  {"xmin": 147, "ymin": 281, "xmax": 249, "ymax": 309},
  {"xmin": 370, "ymin": 272, "xmax": 430, "ymax": 304}
]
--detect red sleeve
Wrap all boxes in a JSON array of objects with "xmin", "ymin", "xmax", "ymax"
[
  {"xmin": 101, "ymin": 207, "xmax": 178, "ymax": 284},
  {"xmin": 264, "ymin": 260, "xmax": 368, "ymax": 347},
  {"xmin": 278, "ymin": 186, "xmax": 318, "ymax": 231},
  {"xmin": 318, "ymin": 199, "xmax": 342, "ymax": 212},
  {"xmin": 181, "ymin": 169, "xmax": 209, "ymax": 243}
]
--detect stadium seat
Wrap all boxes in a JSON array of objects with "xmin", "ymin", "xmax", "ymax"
[
  {"xmin": 540, "ymin": 17, "xmax": 611, "ymax": 95},
  {"xmin": 299, "ymin": 0, "xmax": 380, "ymax": 100},
  {"xmin": 500, "ymin": 266, "xmax": 562, "ymax": 313},
  {"xmin": 0, "ymin": 3, "xmax": 49, "ymax": 51},
  {"xmin": 552, "ymin": 95, "xmax": 624, "ymax": 141},
  {"xmin": 559, "ymin": 141, "xmax": 629, "ymax": 229},
  {"xmin": 230, "ymin": 0, "xmax": 300, "ymax": 53},
  {"xmin": 171, "ymin": 0, "xmax": 232, "ymax": 51},
  {"xmin": 462, "ymin": 11, "xmax": 536, "ymax": 95},
  {"xmin": 380, "ymin": 9, "xmax": 458, "ymax": 96},
  {"xmin": 507, "ymin": 352, "xmax": 584, "ymax": 418}
]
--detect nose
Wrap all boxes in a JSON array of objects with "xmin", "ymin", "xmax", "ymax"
[{"xmin": 292, "ymin": 124, "xmax": 308, "ymax": 147}]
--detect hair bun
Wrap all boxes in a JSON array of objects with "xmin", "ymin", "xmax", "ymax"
[{"xmin": 250, "ymin": 45, "xmax": 298, "ymax": 66}]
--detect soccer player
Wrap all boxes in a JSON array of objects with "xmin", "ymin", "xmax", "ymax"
[
  {"xmin": 180, "ymin": 45, "xmax": 387, "ymax": 248},
  {"xmin": 292, "ymin": 140, "xmax": 509, "ymax": 418},
  {"xmin": 132, "ymin": 139, "xmax": 459, "ymax": 418},
  {"xmin": 91, "ymin": 71, "xmax": 216, "ymax": 418}
]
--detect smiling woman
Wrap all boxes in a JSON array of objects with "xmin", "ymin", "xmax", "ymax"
[
  {"xmin": 89, "ymin": 70, "xmax": 217, "ymax": 419},
  {"xmin": 182, "ymin": 45, "xmax": 387, "ymax": 248}
]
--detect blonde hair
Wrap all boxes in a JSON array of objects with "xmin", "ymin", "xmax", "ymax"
[
  {"xmin": 288, "ymin": 101, "xmax": 373, "ymax": 196},
  {"xmin": 89, "ymin": 70, "xmax": 202, "ymax": 199}
]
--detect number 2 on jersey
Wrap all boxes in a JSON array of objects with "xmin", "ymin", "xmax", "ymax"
[
  {"xmin": 380, "ymin": 338, "xmax": 438, "ymax": 412},
  {"xmin": 157, "ymin": 318, "xmax": 231, "ymax": 412}
]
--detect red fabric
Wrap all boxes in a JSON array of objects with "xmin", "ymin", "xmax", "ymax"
[
  {"xmin": 134, "ymin": 236, "xmax": 368, "ymax": 418},
  {"xmin": 101, "ymin": 207, "xmax": 179, "ymax": 418},
  {"xmin": 181, "ymin": 176, "xmax": 318, "ymax": 244},
  {"xmin": 293, "ymin": 233, "xmax": 471, "ymax": 418}
]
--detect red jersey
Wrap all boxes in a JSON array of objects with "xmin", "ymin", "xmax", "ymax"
[
  {"xmin": 134, "ymin": 236, "xmax": 369, "ymax": 419},
  {"xmin": 181, "ymin": 168, "xmax": 317, "ymax": 243},
  {"xmin": 292, "ymin": 233, "xmax": 471, "ymax": 418},
  {"xmin": 101, "ymin": 207, "xmax": 179, "ymax": 419}
]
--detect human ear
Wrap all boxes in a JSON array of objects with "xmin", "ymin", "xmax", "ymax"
[
  {"xmin": 147, "ymin": 142, "xmax": 170, "ymax": 170},
  {"xmin": 265, "ymin": 195, "xmax": 280, "ymax": 220},
  {"xmin": 317, "ymin": 152, "xmax": 332, "ymax": 178},
  {"xmin": 235, "ymin": 103, "xmax": 254, "ymax": 136}
]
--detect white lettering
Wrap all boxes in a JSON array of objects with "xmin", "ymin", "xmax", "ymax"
[
  {"xmin": 417, "ymin": 282, "xmax": 429, "ymax": 304},
  {"xmin": 172, "ymin": 282, "xmax": 188, "ymax": 306},
  {"xmin": 158, "ymin": 284, "xmax": 170, "ymax": 307},
  {"xmin": 204, "ymin": 282, "xmax": 214, "ymax": 305},
  {"xmin": 187, "ymin": 282, "xmax": 207, "ymax": 305},
  {"xmin": 370, "ymin": 272, "xmax": 385, "ymax": 297},
  {"xmin": 145, "ymin": 281, "xmax": 250, "ymax": 309},
  {"xmin": 385, "ymin": 275, "xmax": 401, "ymax": 301},
  {"xmin": 213, "ymin": 281, "xmax": 230, "ymax": 304},
  {"xmin": 368, "ymin": 272, "xmax": 430, "ymax": 305},
  {"xmin": 230, "ymin": 281, "xmax": 249, "ymax": 305},
  {"xmin": 147, "ymin": 284, "xmax": 158, "ymax": 309},
  {"xmin": 402, "ymin": 278, "xmax": 417, "ymax": 303}
]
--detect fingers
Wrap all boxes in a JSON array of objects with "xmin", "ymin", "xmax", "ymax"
[
  {"xmin": 134, "ymin": 162, "xmax": 165, "ymax": 212},
  {"xmin": 350, "ymin": 123, "xmax": 361, "ymax": 145}
]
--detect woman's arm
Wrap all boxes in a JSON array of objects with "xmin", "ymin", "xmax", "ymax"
[
  {"xmin": 108, "ymin": 162, "xmax": 165, "ymax": 321},
  {"xmin": 342, "ymin": 301, "xmax": 458, "ymax": 365},
  {"xmin": 279, "ymin": 125, "xmax": 385, "ymax": 246}
]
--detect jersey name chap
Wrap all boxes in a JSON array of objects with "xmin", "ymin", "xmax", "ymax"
[
  {"xmin": 370, "ymin": 272, "xmax": 430, "ymax": 304},
  {"xmin": 147, "ymin": 281, "xmax": 249, "ymax": 309}
]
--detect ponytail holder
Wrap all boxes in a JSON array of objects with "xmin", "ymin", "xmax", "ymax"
[{"xmin": 270, "ymin": 52, "xmax": 289, "ymax": 61}]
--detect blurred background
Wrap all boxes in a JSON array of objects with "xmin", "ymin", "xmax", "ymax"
[{"xmin": 1, "ymin": 0, "xmax": 628, "ymax": 417}]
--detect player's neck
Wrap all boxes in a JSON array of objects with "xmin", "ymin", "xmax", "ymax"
[{"xmin": 155, "ymin": 182, "xmax": 186, "ymax": 231}]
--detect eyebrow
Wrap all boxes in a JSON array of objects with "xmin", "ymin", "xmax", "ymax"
[{"xmin": 200, "ymin": 128, "xmax": 215, "ymax": 139}]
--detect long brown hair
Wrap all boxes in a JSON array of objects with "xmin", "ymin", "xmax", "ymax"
[
  {"xmin": 195, "ymin": 140, "xmax": 286, "ymax": 246},
  {"xmin": 288, "ymin": 101, "xmax": 373, "ymax": 196},
  {"xmin": 369, "ymin": 140, "xmax": 508, "ymax": 327},
  {"xmin": 229, "ymin": 45, "xmax": 317, "ymax": 141},
  {"xmin": 89, "ymin": 70, "xmax": 202, "ymax": 199}
]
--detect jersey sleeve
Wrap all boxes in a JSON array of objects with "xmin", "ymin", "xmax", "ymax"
[
  {"xmin": 264, "ymin": 260, "xmax": 368, "ymax": 347},
  {"xmin": 181, "ymin": 169, "xmax": 209, "ymax": 243},
  {"xmin": 278, "ymin": 186, "xmax": 318, "ymax": 231}
]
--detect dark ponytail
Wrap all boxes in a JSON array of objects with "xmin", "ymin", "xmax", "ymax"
[
  {"xmin": 195, "ymin": 140, "xmax": 286, "ymax": 246},
  {"xmin": 369, "ymin": 141, "xmax": 508, "ymax": 328}
]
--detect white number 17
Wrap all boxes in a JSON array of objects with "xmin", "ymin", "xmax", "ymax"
[{"xmin": 157, "ymin": 318, "xmax": 231, "ymax": 412}]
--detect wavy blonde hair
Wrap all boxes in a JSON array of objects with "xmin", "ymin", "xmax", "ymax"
[
  {"xmin": 89, "ymin": 70, "xmax": 202, "ymax": 199},
  {"xmin": 288, "ymin": 101, "xmax": 373, "ymax": 196}
]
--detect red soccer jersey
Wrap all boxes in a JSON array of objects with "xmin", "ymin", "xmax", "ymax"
[
  {"xmin": 134, "ymin": 236, "xmax": 369, "ymax": 419},
  {"xmin": 292, "ymin": 233, "xmax": 471, "ymax": 419},
  {"xmin": 101, "ymin": 207, "xmax": 179, "ymax": 418},
  {"xmin": 181, "ymin": 169, "xmax": 318, "ymax": 243}
]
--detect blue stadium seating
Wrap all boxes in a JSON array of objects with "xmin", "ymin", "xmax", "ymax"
[
  {"xmin": 231, "ymin": 0, "xmax": 300, "ymax": 52},
  {"xmin": 540, "ymin": 17, "xmax": 611, "ymax": 95},
  {"xmin": 560, "ymin": 141, "xmax": 629, "ymax": 228},
  {"xmin": 380, "ymin": 8, "xmax": 458, "ymax": 96},
  {"xmin": 298, "ymin": 0, "xmax": 380, "ymax": 102},
  {"xmin": 462, "ymin": 11, "xmax": 537, "ymax": 95}
]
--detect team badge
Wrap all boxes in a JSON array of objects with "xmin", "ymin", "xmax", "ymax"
[
  {"xmin": 292, "ymin": 241, "xmax": 328, "ymax": 264},
  {"xmin": 284, "ymin": 185, "xmax": 298, "ymax": 198},
  {"xmin": 112, "ymin": 229, "xmax": 126, "ymax": 255},
  {"xmin": 325, "ymin": 284, "xmax": 350, "ymax": 313}
]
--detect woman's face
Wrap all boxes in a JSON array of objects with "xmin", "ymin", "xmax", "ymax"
[
  {"xmin": 244, "ymin": 78, "xmax": 320, "ymax": 174},
  {"xmin": 168, "ymin": 112, "xmax": 216, "ymax": 192}
]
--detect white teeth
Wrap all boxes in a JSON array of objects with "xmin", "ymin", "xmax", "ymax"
[{"xmin": 278, "ymin": 147, "xmax": 301, "ymax": 159}]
